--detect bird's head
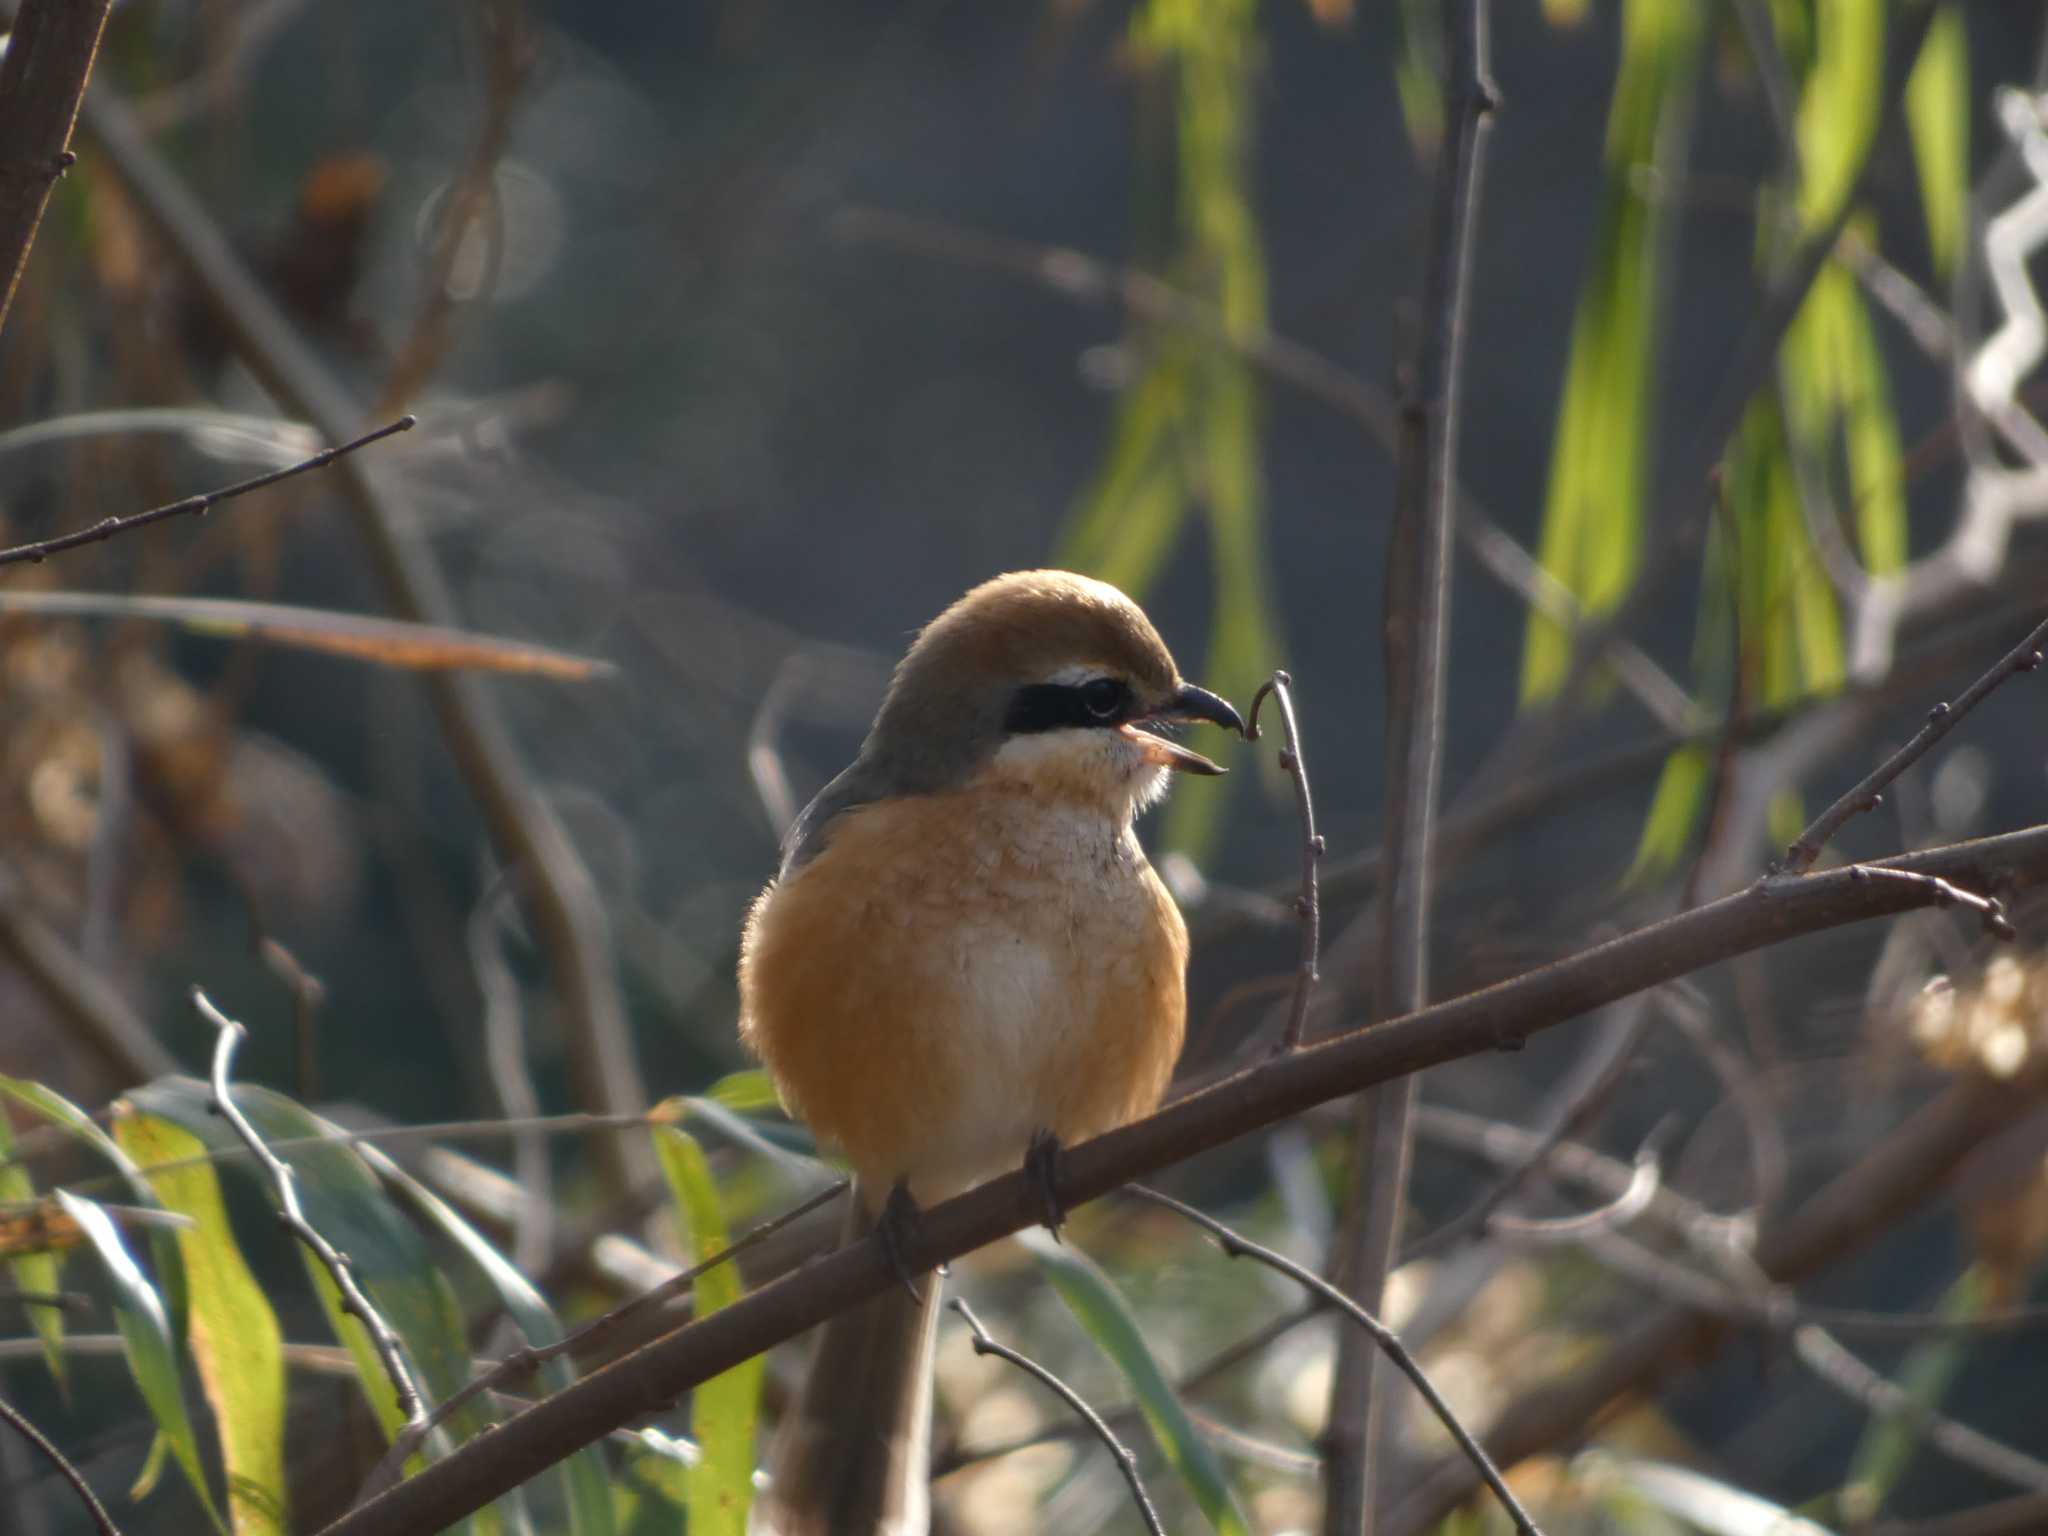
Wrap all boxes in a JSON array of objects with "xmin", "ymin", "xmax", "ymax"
[{"xmin": 862, "ymin": 570, "xmax": 1245, "ymax": 819}]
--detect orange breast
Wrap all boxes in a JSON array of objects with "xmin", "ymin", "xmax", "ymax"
[{"xmin": 738, "ymin": 786, "xmax": 1187, "ymax": 1204}]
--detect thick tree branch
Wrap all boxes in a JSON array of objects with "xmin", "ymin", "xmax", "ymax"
[{"xmin": 315, "ymin": 822, "xmax": 2048, "ymax": 1536}]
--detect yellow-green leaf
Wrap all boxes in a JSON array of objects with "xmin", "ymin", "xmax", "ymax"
[
  {"xmin": 113, "ymin": 1109, "xmax": 286, "ymax": 1536},
  {"xmin": 0, "ymin": 1106, "xmax": 65, "ymax": 1389},
  {"xmin": 1023, "ymin": 1228, "xmax": 1252, "ymax": 1536},
  {"xmin": 1793, "ymin": 0, "xmax": 1884, "ymax": 235},
  {"xmin": 1523, "ymin": 0, "xmax": 1704, "ymax": 700},
  {"xmin": 653, "ymin": 1124, "xmax": 761, "ymax": 1536},
  {"xmin": 1904, "ymin": 5, "xmax": 1969, "ymax": 280},
  {"xmin": 56, "ymin": 1190, "xmax": 226, "ymax": 1533}
]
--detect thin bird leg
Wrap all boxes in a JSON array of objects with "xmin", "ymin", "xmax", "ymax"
[
  {"xmin": 1025, "ymin": 1128, "xmax": 1068, "ymax": 1240},
  {"xmin": 876, "ymin": 1177, "xmax": 931, "ymax": 1302}
]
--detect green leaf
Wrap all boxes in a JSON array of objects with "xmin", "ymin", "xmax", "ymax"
[
  {"xmin": 1, "ymin": 1076, "xmax": 189, "ymax": 1346},
  {"xmin": 1793, "ymin": 0, "xmax": 1884, "ymax": 235},
  {"xmin": 702, "ymin": 1069, "xmax": 781, "ymax": 1116},
  {"xmin": 55, "ymin": 1190, "xmax": 226, "ymax": 1533},
  {"xmin": 1628, "ymin": 744, "xmax": 1710, "ymax": 881},
  {"xmin": 113, "ymin": 1109, "xmax": 287, "ymax": 1536},
  {"xmin": 1843, "ymin": 1267, "xmax": 1987, "ymax": 1513},
  {"xmin": 362, "ymin": 1144, "xmax": 616, "ymax": 1536},
  {"xmin": 1904, "ymin": 5, "xmax": 1969, "ymax": 280},
  {"xmin": 653, "ymin": 1124, "xmax": 761, "ymax": 1536},
  {"xmin": 128, "ymin": 1078, "xmax": 514, "ymax": 1534},
  {"xmin": 0, "ymin": 1105, "xmax": 66, "ymax": 1389},
  {"xmin": 1022, "ymin": 1228, "xmax": 1252, "ymax": 1536},
  {"xmin": 1522, "ymin": 0, "xmax": 1704, "ymax": 701}
]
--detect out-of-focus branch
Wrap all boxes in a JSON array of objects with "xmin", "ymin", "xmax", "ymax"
[
  {"xmin": 77, "ymin": 83, "xmax": 656, "ymax": 1199},
  {"xmin": 1327, "ymin": 3, "xmax": 1495, "ymax": 1530},
  {"xmin": 1386, "ymin": 1074, "xmax": 2043, "ymax": 1535},
  {"xmin": 0, "ymin": 0, "xmax": 114, "ymax": 338},
  {"xmin": 0, "ymin": 861, "xmax": 180, "ymax": 1085},
  {"xmin": 316, "ymin": 823, "xmax": 2048, "ymax": 1536}
]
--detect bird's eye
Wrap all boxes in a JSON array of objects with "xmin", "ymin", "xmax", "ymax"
[{"xmin": 1081, "ymin": 678, "xmax": 1127, "ymax": 720}]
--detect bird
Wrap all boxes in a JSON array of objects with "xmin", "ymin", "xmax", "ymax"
[{"xmin": 737, "ymin": 569, "xmax": 1243, "ymax": 1536}]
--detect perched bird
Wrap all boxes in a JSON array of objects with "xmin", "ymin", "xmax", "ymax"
[{"xmin": 738, "ymin": 569, "xmax": 1243, "ymax": 1536}]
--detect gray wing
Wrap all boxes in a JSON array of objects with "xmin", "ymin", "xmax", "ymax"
[{"xmin": 777, "ymin": 757, "xmax": 882, "ymax": 879}]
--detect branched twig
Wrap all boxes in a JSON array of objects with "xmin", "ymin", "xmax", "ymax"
[
  {"xmin": 1838, "ymin": 863, "xmax": 2017, "ymax": 940},
  {"xmin": 1128, "ymin": 1186, "xmax": 1540, "ymax": 1536},
  {"xmin": 0, "ymin": 416, "xmax": 415, "ymax": 571},
  {"xmin": 354, "ymin": 1177, "xmax": 845, "ymax": 1504},
  {"xmin": 1776, "ymin": 610, "xmax": 2048, "ymax": 871},
  {"xmin": 0, "ymin": 0, "xmax": 115, "ymax": 338},
  {"xmin": 950, "ymin": 1298, "xmax": 1166, "ymax": 1536},
  {"xmin": 1247, "ymin": 672, "xmax": 1322, "ymax": 1052},
  {"xmin": 0, "ymin": 1392, "xmax": 121, "ymax": 1536},
  {"xmin": 312, "ymin": 822, "xmax": 2048, "ymax": 1536},
  {"xmin": 192, "ymin": 988, "xmax": 430, "ymax": 1439}
]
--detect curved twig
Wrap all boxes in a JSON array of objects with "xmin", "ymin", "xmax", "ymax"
[
  {"xmin": 0, "ymin": 1391, "xmax": 121, "ymax": 1536},
  {"xmin": 951, "ymin": 1298, "xmax": 1166, "ymax": 1536},
  {"xmin": 1127, "ymin": 1185, "xmax": 1540, "ymax": 1536},
  {"xmin": 1246, "ymin": 672, "xmax": 1322, "ymax": 1053}
]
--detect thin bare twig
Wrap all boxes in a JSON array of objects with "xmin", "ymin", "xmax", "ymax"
[
  {"xmin": 0, "ymin": 0, "xmax": 114, "ymax": 338},
  {"xmin": 0, "ymin": 416, "xmax": 415, "ymax": 571},
  {"xmin": 1129, "ymin": 1185, "xmax": 1540, "ymax": 1536},
  {"xmin": 1247, "ymin": 672, "xmax": 1322, "ymax": 1052},
  {"xmin": 193, "ymin": 988, "xmax": 429, "ymax": 1438},
  {"xmin": 1331, "ymin": 4, "xmax": 1496, "ymax": 1529},
  {"xmin": 0, "ymin": 1392, "xmax": 121, "ymax": 1536},
  {"xmin": 1777, "ymin": 610, "xmax": 2048, "ymax": 871},
  {"xmin": 950, "ymin": 1298, "xmax": 1165, "ymax": 1536}
]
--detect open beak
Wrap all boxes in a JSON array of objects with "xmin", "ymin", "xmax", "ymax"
[{"xmin": 1124, "ymin": 683, "xmax": 1246, "ymax": 777}]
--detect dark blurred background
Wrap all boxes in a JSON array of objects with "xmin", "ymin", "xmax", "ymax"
[{"xmin": 6, "ymin": 1, "xmax": 2048, "ymax": 1531}]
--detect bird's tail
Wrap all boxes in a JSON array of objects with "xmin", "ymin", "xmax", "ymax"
[{"xmin": 748, "ymin": 1188, "xmax": 942, "ymax": 1536}]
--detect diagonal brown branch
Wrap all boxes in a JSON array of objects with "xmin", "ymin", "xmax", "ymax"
[{"xmin": 314, "ymin": 821, "xmax": 2048, "ymax": 1536}]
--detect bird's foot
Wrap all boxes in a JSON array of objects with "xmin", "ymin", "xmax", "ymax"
[
  {"xmin": 1025, "ymin": 1129, "xmax": 1068, "ymax": 1240},
  {"xmin": 877, "ymin": 1178, "xmax": 930, "ymax": 1303}
]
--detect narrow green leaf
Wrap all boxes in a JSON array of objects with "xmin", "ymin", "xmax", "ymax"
[
  {"xmin": 1523, "ymin": 0, "xmax": 1703, "ymax": 700},
  {"xmin": 1628, "ymin": 744, "xmax": 1710, "ymax": 881},
  {"xmin": 702, "ymin": 1069, "xmax": 781, "ymax": 1116},
  {"xmin": 364, "ymin": 1144, "xmax": 616, "ymax": 1536},
  {"xmin": 113, "ymin": 1110, "xmax": 287, "ymax": 1536},
  {"xmin": 128, "ymin": 1077, "xmax": 513, "ymax": 1534},
  {"xmin": 2, "ymin": 1076, "xmax": 189, "ymax": 1346},
  {"xmin": 1905, "ymin": 5, "xmax": 1969, "ymax": 280},
  {"xmin": 653, "ymin": 1124, "xmax": 761, "ymax": 1536},
  {"xmin": 55, "ymin": 1190, "xmax": 226, "ymax": 1533},
  {"xmin": 1022, "ymin": 1228, "xmax": 1252, "ymax": 1536},
  {"xmin": 0, "ymin": 1106, "xmax": 66, "ymax": 1389},
  {"xmin": 1793, "ymin": 0, "xmax": 1884, "ymax": 235},
  {"xmin": 1843, "ymin": 1267, "xmax": 1986, "ymax": 1511}
]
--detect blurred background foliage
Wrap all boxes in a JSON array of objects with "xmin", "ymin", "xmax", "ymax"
[{"xmin": 3, "ymin": 1, "xmax": 2048, "ymax": 1533}]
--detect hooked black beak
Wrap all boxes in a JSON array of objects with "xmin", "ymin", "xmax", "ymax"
[{"xmin": 1126, "ymin": 683, "xmax": 1246, "ymax": 776}]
